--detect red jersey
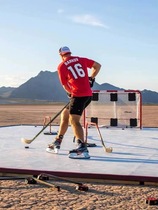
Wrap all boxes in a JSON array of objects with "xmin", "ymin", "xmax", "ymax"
[{"xmin": 57, "ymin": 56, "xmax": 94, "ymax": 97}]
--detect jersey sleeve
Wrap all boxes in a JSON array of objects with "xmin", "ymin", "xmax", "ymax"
[
  {"xmin": 57, "ymin": 64, "xmax": 67, "ymax": 85},
  {"xmin": 83, "ymin": 57, "xmax": 95, "ymax": 68}
]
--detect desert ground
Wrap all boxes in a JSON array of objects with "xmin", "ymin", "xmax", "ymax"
[
  {"xmin": 0, "ymin": 104, "xmax": 158, "ymax": 210},
  {"xmin": 0, "ymin": 104, "xmax": 158, "ymax": 127}
]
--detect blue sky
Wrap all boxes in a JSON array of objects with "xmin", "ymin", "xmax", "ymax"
[{"xmin": 0, "ymin": 0, "xmax": 158, "ymax": 91}]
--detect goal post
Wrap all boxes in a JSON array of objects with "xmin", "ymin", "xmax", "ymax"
[{"xmin": 84, "ymin": 90, "xmax": 142, "ymax": 129}]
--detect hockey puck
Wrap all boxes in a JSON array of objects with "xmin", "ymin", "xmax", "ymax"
[{"xmin": 25, "ymin": 146, "xmax": 29, "ymax": 149}]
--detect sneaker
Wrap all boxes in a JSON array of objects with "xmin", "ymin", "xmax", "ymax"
[
  {"xmin": 46, "ymin": 135, "xmax": 63, "ymax": 154},
  {"xmin": 69, "ymin": 139, "xmax": 90, "ymax": 159}
]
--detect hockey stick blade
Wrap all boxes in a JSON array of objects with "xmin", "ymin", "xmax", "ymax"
[
  {"xmin": 21, "ymin": 102, "xmax": 69, "ymax": 145},
  {"xmin": 21, "ymin": 138, "xmax": 33, "ymax": 144},
  {"xmin": 105, "ymin": 147, "xmax": 113, "ymax": 153},
  {"xmin": 96, "ymin": 124, "xmax": 113, "ymax": 153}
]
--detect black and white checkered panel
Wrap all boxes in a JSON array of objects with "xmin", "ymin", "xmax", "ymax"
[{"xmin": 85, "ymin": 90, "xmax": 142, "ymax": 128}]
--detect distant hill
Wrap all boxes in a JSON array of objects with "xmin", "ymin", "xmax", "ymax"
[
  {"xmin": 141, "ymin": 89, "xmax": 158, "ymax": 104},
  {"xmin": 9, "ymin": 71, "xmax": 68, "ymax": 102},
  {"xmin": 0, "ymin": 70, "xmax": 158, "ymax": 104},
  {"xmin": 0, "ymin": 86, "xmax": 15, "ymax": 97}
]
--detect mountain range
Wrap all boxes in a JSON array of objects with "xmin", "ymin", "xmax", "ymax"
[{"xmin": 0, "ymin": 70, "xmax": 158, "ymax": 104}]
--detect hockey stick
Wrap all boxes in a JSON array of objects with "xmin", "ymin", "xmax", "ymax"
[
  {"xmin": 96, "ymin": 124, "xmax": 113, "ymax": 153},
  {"xmin": 38, "ymin": 173, "xmax": 89, "ymax": 191},
  {"xmin": 21, "ymin": 102, "xmax": 69, "ymax": 144},
  {"xmin": 33, "ymin": 177, "xmax": 60, "ymax": 191},
  {"xmin": 26, "ymin": 177, "xmax": 60, "ymax": 191}
]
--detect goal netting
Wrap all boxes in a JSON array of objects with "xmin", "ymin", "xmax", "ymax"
[{"xmin": 84, "ymin": 90, "xmax": 142, "ymax": 129}]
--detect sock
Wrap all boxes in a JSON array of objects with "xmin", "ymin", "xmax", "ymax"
[{"xmin": 56, "ymin": 135, "xmax": 63, "ymax": 143}]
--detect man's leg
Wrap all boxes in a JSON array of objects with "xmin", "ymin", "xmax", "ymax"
[
  {"xmin": 57, "ymin": 108, "xmax": 69, "ymax": 137},
  {"xmin": 46, "ymin": 108, "xmax": 69, "ymax": 153},
  {"xmin": 69, "ymin": 114, "xmax": 90, "ymax": 159},
  {"xmin": 69, "ymin": 114, "xmax": 83, "ymax": 141},
  {"xmin": 69, "ymin": 96, "xmax": 92, "ymax": 142}
]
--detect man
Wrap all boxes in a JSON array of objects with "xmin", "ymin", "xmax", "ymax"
[{"xmin": 46, "ymin": 46, "xmax": 101, "ymax": 159}]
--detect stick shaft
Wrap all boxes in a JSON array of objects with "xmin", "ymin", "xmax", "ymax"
[
  {"xmin": 96, "ymin": 124, "xmax": 106, "ymax": 148},
  {"xmin": 33, "ymin": 177, "xmax": 60, "ymax": 190},
  {"xmin": 31, "ymin": 102, "xmax": 69, "ymax": 141},
  {"xmin": 40, "ymin": 173, "xmax": 82, "ymax": 185},
  {"xmin": 96, "ymin": 125, "xmax": 112, "ymax": 153}
]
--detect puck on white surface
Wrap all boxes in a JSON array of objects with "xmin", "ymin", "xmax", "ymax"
[{"xmin": 25, "ymin": 146, "xmax": 29, "ymax": 149}]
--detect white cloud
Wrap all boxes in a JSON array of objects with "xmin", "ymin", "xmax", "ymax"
[{"xmin": 70, "ymin": 14, "xmax": 108, "ymax": 28}]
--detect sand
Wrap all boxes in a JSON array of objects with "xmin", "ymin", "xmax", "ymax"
[
  {"xmin": 0, "ymin": 104, "xmax": 158, "ymax": 127},
  {"xmin": 0, "ymin": 104, "xmax": 158, "ymax": 209},
  {"xmin": 1, "ymin": 180, "xmax": 158, "ymax": 209}
]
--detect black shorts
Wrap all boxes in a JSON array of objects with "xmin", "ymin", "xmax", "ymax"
[{"xmin": 67, "ymin": 96, "xmax": 92, "ymax": 116}]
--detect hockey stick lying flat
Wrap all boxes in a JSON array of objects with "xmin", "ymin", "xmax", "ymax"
[
  {"xmin": 33, "ymin": 177, "xmax": 60, "ymax": 191},
  {"xmin": 96, "ymin": 124, "xmax": 113, "ymax": 153},
  {"xmin": 21, "ymin": 102, "xmax": 69, "ymax": 144},
  {"xmin": 38, "ymin": 173, "xmax": 89, "ymax": 191}
]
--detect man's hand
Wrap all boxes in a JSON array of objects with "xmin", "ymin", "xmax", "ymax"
[
  {"xmin": 66, "ymin": 92, "xmax": 71, "ymax": 98},
  {"xmin": 89, "ymin": 77, "xmax": 95, "ymax": 88}
]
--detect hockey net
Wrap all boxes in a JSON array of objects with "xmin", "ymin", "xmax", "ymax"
[{"xmin": 84, "ymin": 90, "xmax": 142, "ymax": 129}]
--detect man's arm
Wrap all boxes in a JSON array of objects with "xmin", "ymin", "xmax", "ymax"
[
  {"xmin": 62, "ymin": 83, "xmax": 71, "ymax": 94},
  {"xmin": 90, "ymin": 61, "xmax": 101, "ymax": 79},
  {"xmin": 58, "ymin": 67, "xmax": 71, "ymax": 94}
]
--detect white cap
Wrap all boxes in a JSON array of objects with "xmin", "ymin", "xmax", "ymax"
[{"xmin": 59, "ymin": 46, "xmax": 71, "ymax": 55}]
